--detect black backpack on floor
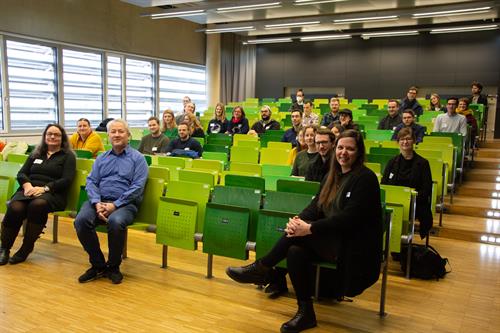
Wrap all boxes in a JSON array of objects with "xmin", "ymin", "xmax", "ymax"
[{"xmin": 400, "ymin": 244, "xmax": 450, "ymax": 280}]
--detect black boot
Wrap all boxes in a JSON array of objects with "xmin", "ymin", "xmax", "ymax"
[
  {"xmin": 280, "ymin": 300, "xmax": 317, "ymax": 333},
  {"xmin": 0, "ymin": 225, "xmax": 21, "ymax": 265},
  {"xmin": 226, "ymin": 261, "xmax": 272, "ymax": 285},
  {"xmin": 265, "ymin": 268, "xmax": 288, "ymax": 299},
  {"xmin": 9, "ymin": 223, "xmax": 45, "ymax": 265}
]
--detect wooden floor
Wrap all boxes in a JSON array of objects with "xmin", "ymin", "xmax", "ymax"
[
  {"xmin": 2, "ymin": 141, "xmax": 500, "ymax": 332},
  {"xmin": 0, "ymin": 219, "xmax": 500, "ymax": 333}
]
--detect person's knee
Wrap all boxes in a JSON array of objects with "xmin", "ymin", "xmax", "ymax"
[
  {"xmin": 7, "ymin": 201, "xmax": 26, "ymax": 215},
  {"xmin": 288, "ymin": 245, "xmax": 306, "ymax": 258},
  {"xmin": 107, "ymin": 216, "xmax": 128, "ymax": 232}
]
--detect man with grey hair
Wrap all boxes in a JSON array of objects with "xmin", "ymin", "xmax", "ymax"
[{"xmin": 74, "ymin": 119, "xmax": 148, "ymax": 285}]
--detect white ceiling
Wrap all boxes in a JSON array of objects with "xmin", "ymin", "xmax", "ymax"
[{"xmin": 122, "ymin": 0, "xmax": 500, "ymax": 40}]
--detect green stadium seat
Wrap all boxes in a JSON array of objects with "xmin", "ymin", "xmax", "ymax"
[
  {"xmin": 203, "ymin": 144, "xmax": 230, "ymax": 154},
  {"xmin": 230, "ymin": 146, "xmax": 259, "ymax": 164},
  {"xmin": 370, "ymin": 147, "xmax": 399, "ymax": 156},
  {"xmin": 259, "ymin": 147, "xmax": 290, "ymax": 165},
  {"xmin": 129, "ymin": 139, "xmax": 141, "ymax": 150},
  {"xmin": 267, "ymin": 141, "xmax": 292, "ymax": 150},
  {"xmin": 201, "ymin": 151, "xmax": 228, "ymax": 167},
  {"xmin": 276, "ymin": 179, "xmax": 320, "ymax": 195},
  {"xmin": 366, "ymin": 154, "xmax": 394, "ymax": 174},
  {"xmin": 76, "ymin": 158, "xmax": 94, "ymax": 173},
  {"xmin": 235, "ymin": 140, "xmax": 261, "ymax": 149},
  {"xmin": 148, "ymin": 166, "xmax": 170, "ymax": 185},
  {"xmin": 0, "ymin": 176, "xmax": 11, "ymax": 214},
  {"xmin": 6, "ymin": 153, "xmax": 28, "ymax": 164},
  {"xmin": 206, "ymin": 133, "xmax": 232, "ymax": 146},
  {"xmin": 365, "ymin": 130, "xmax": 394, "ymax": 142},
  {"xmin": 178, "ymin": 168, "xmax": 217, "ymax": 188},
  {"xmin": 233, "ymin": 134, "xmax": 258, "ymax": 146},
  {"xmin": 0, "ymin": 161, "xmax": 22, "ymax": 197},
  {"xmin": 74, "ymin": 149, "xmax": 93, "ymax": 159},
  {"xmin": 191, "ymin": 159, "xmax": 224, "ymax": 173},
  {"xmin": 230, "ymin": 162, "xmax": 262, "ymax": 176},
  {"xmin": 224, "ymin": 174, "xmax": 265, "ymax": 193}
]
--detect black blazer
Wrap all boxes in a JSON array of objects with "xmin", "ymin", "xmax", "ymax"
[
  {"xmin": 299, "ymin": 166, "xmax": 383, "ymax": 298},
  {"xmin": 381, "ymin": 152, "xmax": 433, "ymax": 238}
]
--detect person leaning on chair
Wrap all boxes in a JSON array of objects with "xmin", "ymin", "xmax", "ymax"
[
  {"xmin": 0, "ymin": 124, "xmax": 76, "ymax": 265},
  {"xmin": 74, "ymin": 119, "xmax": 148, "ymax": 285},
  {"xmin": 226, "ymin": 129, "xmax": 382, "ymax": 333}
]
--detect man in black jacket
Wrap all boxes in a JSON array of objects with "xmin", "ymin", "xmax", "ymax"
[
  {"xmin": 250, "ymin": 105, "xmax": 280, "ymax": 135},
  {"xmin": 305, "ymin": 129, "xmax": 334, "ymax": 182},
  {"xmin": 378, "ymin": 100, "xmax": 402, "ymax": 130},
  {"xmin": 399, "ymin": 86, "xmax": 423, "ymax": 116}
]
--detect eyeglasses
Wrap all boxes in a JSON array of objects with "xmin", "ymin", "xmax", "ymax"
[
  {"xmin": 46, "ymin": 132, "xmax": 62, "ymax": 137},
  {"xmin": 315, "ymin": 141, "xmax": 331, "ymax": 146},
  {"xmin": 399, "ymin": 137, "xmax": 413, "ymax": 142}
]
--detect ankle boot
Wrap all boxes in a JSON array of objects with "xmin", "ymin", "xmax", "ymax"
[
  {"xmin": 226, "ymin": 260, "xmax": 272, "ymax": 285},
  {"xmin": 9, "ymin": 223, "xmax": 45, "ymax": 265},
  {"xmin": 0, "ymin": 225, "xmax": 21, "ymax": 265},
  {"xmin": 280, "ymin": 300, "xmax": 317, "ymax": 333}
]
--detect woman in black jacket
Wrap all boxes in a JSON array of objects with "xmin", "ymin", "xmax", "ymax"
[
  {"xmin": 381, "ymin": 127, "xmax": 433, "ymax": 239},
  {"xmin": 207, "ymin": 102, "xmax": 228, "ymax": 134},
  {"xmin": 0, "ymin": 124, "xmax": 76, "ymax": 265},
  {"xmin": 226, "ymin": 105, "xmax": 249, "ymax": 135},
  {"xmin": 226, "ymin": 130, "xmax": 382, "ymax": 333}
]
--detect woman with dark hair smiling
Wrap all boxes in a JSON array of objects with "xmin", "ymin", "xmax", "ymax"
[
  {"xmin": 226, "ymin": 129, "xmax": 382, "ymax": 333},
  {"xmin": 226, "ymin": 105, "xmax": 249, "ymax": 135},
  {"xmin": 0, "ymin": 124, "xmax": 76, "ymax": 265}
]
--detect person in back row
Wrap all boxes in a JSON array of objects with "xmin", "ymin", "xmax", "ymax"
[
  {"xmin": 305, "ymin": 128, "xmax": 335, "ymax": 182},
  {"xmin": 289, "ymin": 88, "xmax": 305, "ymax": 112},
  {"xmin": 165, "ymin": 122, "xmax": 203, "ymax": 158},
  {"xmin": 250, "ymin": 105, "xmax": 280, "ymax": 135},
  {"xmin": 457, "ymin": 97, "xmax": 478, "ymax": 143},
  {"xmin": 400, "ymin": 86, "xmax": 423, "ymax": 116},
  {"xmin": 428, "ymin": 93, "xmax": 445, "ymax": 112},
  {"xmin": 0, "ymin": 124, "xmax": 76, "ymax": 265},
  {"xmin": 162, "ymin": 109, "xmax": 178, "ymax": 140},
  {"xmin": 433, "ymin": 97, "xmax": 467, "ymax": 136},
  {"xmin": 282, "ymin": 109, "xmax": 303, "ymax": 147},
  {"xmin": 70, "ymin": 118, "xmax": 105, "ymax": 157},
  {"xmin": 227, "ymin": 105, "xmax": 250, "ymax": 135},
  {"xmin": 138, "ymin": 116, "xmax": 170, "ymax": 155},
  {"xmin": 320, "ymin": 97, "xmax": 340, "ymax": 127},
  {"xmin": 292, "ymin": 125, "xmax": 318, "ymax": 177},
  {"xmin": 207, "ymin": 103, "xmax": 228, "ymax": 134},
  {"xmin": 176, "ymin": 101, "xmax": 196, "ymax": 125},
  {"xmin": 184, "ymin": 113, "xmax": 205, "ymax": 138},
  {"xmin": 301, "ymin": 100, "xmax": 319, "ymax": 126},
  {"xmin": 392, "ymin": 109, "xmax": 425, "ymax": 143},
  {"xmin": 74, "ymin": 119, "xmax": 148, "ymax": 285},
  {"xmin": 378, "ymin": 100, "xmax": 402, "ymax": 130},
  {"xmin": 331, "ymin": 109, "xmax": 358, "ymax": 132}
]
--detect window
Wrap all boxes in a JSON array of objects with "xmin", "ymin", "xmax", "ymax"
[
  {"xmin": 126, "ymin": 58, "xmax": 154, "ymax": 127},
  {"xmin": 107, "ymin": 55, "xmax": 122, "ymax": 120},
  {"xmin": 63, "ymin": 49, "xmax": 103, "ymax": 128},
  {"xmin": 6, "ymin": 40, "xmax": 58, "ymax": 130},
  {"xmin": 159, "ymin": 63, "xmax": 207, "ymax": 115}
]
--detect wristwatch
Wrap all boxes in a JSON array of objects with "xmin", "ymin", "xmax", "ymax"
[{"xmin": 44, "ymin": 186, "xmax": 50, "ymax": 193}]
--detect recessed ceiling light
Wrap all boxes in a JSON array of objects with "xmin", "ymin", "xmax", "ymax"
[
  {"xmin": 413, "ymin": 7, "xmax": 491, "ymax": 18},
  {"xmin": 151, "ymin": 9, "xmax": 205, "ymax": 19},
  {"xmin": 430, "ymin": 25, "xmax": 498, "ymax": 34},
  {"xmin": 294, "ymin": 0, "xmax": 348, "ymax": 5},
  {"xmin": 205, "ymin": 26, "xmax": 256, "ymax": 34},
  {"xmin": 300, "ymin": 34, "xmax": 352, "ymax": 41},
  {"xmin": 361, "ymin": 31, "xmax": 419, "ymax": 38},
  {"xmin": 333, "ymin": 15, "xmax": 398, "ymax": 24},
  {"xmin": 243, "ymin": 37, "xmax": 293, "ymax": 45},
  {"xmin": 265, "ymin": 21, "xmax": 321, "ymax": 29},
  {"xmin": 217, "ymin": 2, "xmax": 282, "ymax": 13}
]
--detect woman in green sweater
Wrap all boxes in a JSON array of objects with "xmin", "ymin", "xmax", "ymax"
[
  {"xmin": 291, "ymin": 125, "xmax": 318, "ymax": 177},
  {"xmin": 161, "ymin": 109, "xmax": 178, "ymax": 140}
]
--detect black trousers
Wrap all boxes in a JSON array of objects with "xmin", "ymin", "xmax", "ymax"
[{"xmin": 260, "ymin": 233, "xmax": 340, "ymax": 301}]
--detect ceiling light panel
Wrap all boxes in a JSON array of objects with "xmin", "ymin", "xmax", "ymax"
[
  {"xmin": 265, "ymin": 21, "xmax": 321, "ymax": 29},
  {"xmin": 243, "ymin": 37, "xmax": 293, "ymax": 45},
  {"xmin": 294, "ymin": 0, "xmax": 348, "ymax": 5},
  {"xmin": 362, "ymin": 31, "xmax": 419, "ymax": 38},
  {"xmin": 151, "ymin": 9, "xmax": 205, "ymax": 19},
  {"xmin": 430, "ymin": 24, "xmax": 498, "ymax": 34},
  {"xmin": 412, "ymin": 7, "xmax": 491, "ymax": 18},
  {"xmin": 205, "ymin": 26, "xmax": 256, "ymax": 34},
  {"xmin": 333, "ymin": 15, "xmax": 398, "ymax": 24},
  {"xmin": 300, "ymin": 34, "xmax": 352, "ymax": 41},
  {"xmin": 216, "ymin": 2, "xmax": 282, "ymax": 13}
]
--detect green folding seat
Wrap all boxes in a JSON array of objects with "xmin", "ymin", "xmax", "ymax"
[
  {"xmin": 364, "ymin": 162, "xmax": 381, "ymax": 175},
  {"xmin": 178, "ymin": 168, "xmax": 216, "ymax": 188},
  {"xmin": 261, "ymin": 98, "xmax": 276, "ymax": 104},
  {"xmin": 276, "ymin": 179, "xmax": 320, "ymax": 195},
  {"xmin": 203, "ymin": 203, "xmax": 251, "ymax": 277},
  {"xmin": 351, "ymin": 99, "xmax": 368, "ymax": 107},
  {"xmin": 220, "ymin": 170, "xmax": 260, "ymax": 184},
  {"xmin": 201, "ymin": 151, "xmax": 228, "ymax": 165},
  {"xmin": 148, "ymin": 166, "xmax": 170, "ymax": 185},
  {"xmin": 203, "ymin": 144, "xmax": 230, "ymax": 154},
  {"xmin": 261, "ymin": 164, "xmax": 292, "ymax": 176},
  {"xmin": 143, "ymin": 154, "xmax": 152, "ymax": 166},
  {"xmin": 380, "ymin": 140, "xmax": 399, "ymax": 148},
  {"xmin": 366, "ymin": 154, "xmax": 395, "ymax": 174},
  {"xmin": 364, "ymin": 140, "xmax": 380, "ymax": 153},
  {"xmin": 267, "ymin": 141, "xmax": 292, "ymax": 150},
  {"xmin": 129, "ymin": 139, "xmax": 141, "ymax": 150},
  {"xmin": 76, "ymin": 158, "xmax": 94, "ymax": 173},
  {"xmin": 0, "ymin": 176, "xmax": 11, "ymax": 214},
  {"xmin": 224, "ymin": 174, "xmax": 265, "ymax": 193},
  {"xmin": 230, "ymin": 146, "xmax": 259, "ymax": 164},
  {"xmin": 0, "ymin": 161, "xmax": 23, "ymax": 196},
  {"xmin": 370, "ymin": 147, "xmax": 399, "ymax": 156},
  {"xmin": 96, "ymin": 131, "xmax": 108, "ymax": 144},
  {"xmin": 356, "ymin": 120, "xmax": 379, "ymax": 130},
  {"xmin": 193, "ymin": 137, "xmax": 205, "ymax": 146},
  {"xmin": 191, "ymin": 159, "xmax": 224, "ymax": 173},
  {"xmin": 127, "ymin": 177, "xmax": 166, "ymax": 231},
  {"xmin": 211, "ymin": 185, "xmax": 262, "ymax": 242},
  {"xmin": 279, "ymin": 103, "xmax": 292, "ymax": 112},
  {"xmin": 235, "ymin": 140, "xmax": 260, "ymax": 149},
  {"xmin": 233, "ymin": 134, "xmax": 258, "ymax": 146},
  {"xmin": 165, "ymin": 180, "xmax": 211, "ymax": 233},
  {"xmin": 157, "ymin": 155, "xmax": 187, "ymax": 168},
  {"xmin": 371, "ymin": 99, "xmax": 388, "ymax": 108},
  {"xmin": 365, "ymin": 130, "xmax": 394, "ymax": 142},
  {"xmin": 74, "ymin": 149, "xmax": 93, "ymax": 159},
  {"xmin": 358, "ymin": 115, "xmax": 381, "ymax": 122},
  {"xmin": 230, "ymin": 162, "xmax": 262, "ymax": 176},
  {"xmin": 259, "ymin": 147, "xmax": 290, "ymax": 166},
  {"xmin": 206, "ymin": 133, "xmax": 232, "ymax": 146},
  {"xmin": 6, "ymin": 153, "xmax": 28, "ymax": 164}
]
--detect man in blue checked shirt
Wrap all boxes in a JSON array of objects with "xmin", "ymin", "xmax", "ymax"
[{"xmin": 74, "ymin": 119, "xmax": 148, "ymax": 285}]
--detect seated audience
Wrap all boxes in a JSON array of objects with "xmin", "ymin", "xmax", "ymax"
[
  {"xmin": 176, "ymin": 101, "xmax": 196, "ymax": 125},
  {"xmin": 138, "ymin": 116, "xmax": 169, "ymax": 155},
  {"xmin": 332, "ymin": 109, "xmax": 359, "ymax": 131},
  {"xmin": 282, "ymin": 109, "xmax": 303, "ymax": 147},
  {"xmin": 165, "ymin": 122, "xmax": 203, "ymax": 158},
  {"xmin": 184, "ymin": 113, "xmax": 205, "ymax": 138},
  {"xmin": 433, "ymin": 97, "xmax": 467, "ymax": 136},
  {"xmin": 161, "ymin": 109, "xmax": 178, "ymax": 140},
  {"xmin": 320, "ymin": 97, "xmax": 340, "ymax": 127},
  {"xmin": 400, "ymin": 86, "xmax": 423, "ymax": 116},
  {"xmin": 292, "ymin": 125, "xmax": 318, "ymax": 177},
  {"xmin": 288, "ymin": 88, "xmax": 305, "ymax": 112},
  {"xmin": 305, "ymin": 128, "xmax": 335, "ymax": 182},
  {"xmin": 392, "ymin": 109, "xmax": 425, "ymax": 143},
  {"xmin": 0, "ymin": 124, "xmax": 76, "ymax": 265},
  {"xmin": 226, "ymin": 129, "xmax": 382, "ymax": 333},
  {"xmin": 287, "ymin": 128, "xmax": 306, "ymax": 165},
  {"xmin": 74, "ymin": 119, "xmax": 148, "ymax": 284},
  {"xmin": 301, "ymin": 100, "xmax": 319, "ymax": 126},
  {"xmin": 457, "ymin": 97, "xmax": 478, "ymax": 142},
  {"xmin": 428, "ymin": 93, "xmax": 445, "ymax": 112},
  {"xmin": 207, "ymin": 103, "xmax": 228, "ymax": 134},
  {"xmin": 227, "ymin": 106, "xmax": 250, "ymax": 135},
  {"xmin": 250, "ymin": 105, "xmax": 280, "ymax": 134},
  {"xmin": 470, "ymin": 81, "xmax": 488, "ymax": 108},
  {"xmin": 378, "ymin": 99, "xmax": 402, "ymax": 130},
  {"xmin": 96, "ymin": 118, "xmax": 114, "ymax": 132},
  {"xmin": 382, "ymin": 127, "xmax": 433, "ymax": 239},
  {"xmin": 70, "ymin": 118, "xmax": 105, "ymax": 157}
]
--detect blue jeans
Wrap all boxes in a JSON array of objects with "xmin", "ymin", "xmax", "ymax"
[{"xmin": 74, "ymin": 201, "xmax": 137, "ymax": 268}]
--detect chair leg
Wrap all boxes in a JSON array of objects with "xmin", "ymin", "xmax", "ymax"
[
  {"xmin": 52, "ymin": 215, "xmax": 58, "ymax": 244},
  {"xmin": 206, "ymin": 253, "xmax": 213, "ymax": 279},
  {"xmin": 162, "ymin": 245, "xmax": 168, "ymax": 268}
]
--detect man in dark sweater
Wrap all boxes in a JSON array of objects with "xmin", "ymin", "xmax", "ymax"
[
  {"xmin": 378, "ymin": 99, "xmax": 402, "ymax": 130},
  {"xmin": 250, "ymin": 105, "xmax": 281, "ymax": 135},
  {"xmin": 392, "ymin": 109, "xmax": 425, "ymax": 143},
  {"xmin": 138, "ymin": 117, "xmax": 170, "ymax": 155},
  {"xmin": 165, "ymin": 122, "xmax": 203, "ymax": 157},
  {"xmin": 281, "ymin": 109, "xmax": 303, "ymax": 147},
  {"xmin": 399, "ymin": 86, "xmax": 423, "ymax": 116},
  {"xmin": 305, "ymin": 129, "xmax": 334, "ymax": 182}
]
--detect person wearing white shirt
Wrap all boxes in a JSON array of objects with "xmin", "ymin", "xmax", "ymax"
[{"xmin": 433, "ymin": 97, "xmax": 467, "ymax": 136}]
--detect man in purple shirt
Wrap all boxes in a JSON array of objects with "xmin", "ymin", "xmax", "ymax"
[{"xmin": 74, "ymin": 119, "xmax": 148, "ymax": 284}]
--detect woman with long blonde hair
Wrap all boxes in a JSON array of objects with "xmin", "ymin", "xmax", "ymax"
[
  {"xmin": 184, "ymin": 113, "xmax": 205, "ymax": 138},
  {"xmin": 207, "ymin": 103, "xmax": 228, "ymax": 134},
  {"xmin": 162, "ymin": 109, "xmax": 178, "ymax": 139}
]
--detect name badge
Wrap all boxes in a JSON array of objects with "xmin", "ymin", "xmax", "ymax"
[
  {"xmin": 34, "ymin": 159, "xmax": 43, "ymax": 164},
  {"xmin": 152, "ymin": 146, "xmax": 158, "ymax": 152},
  {"xmin": 346, "ymin": 192, "xmax": 351, "ymax": 198},
  {"xmin": 184, "ymin": 147, "xmax": 190, "ymax": 150},
  {"xmin": 389, "ymin": 173, "xmax": 394, "ymax": 179}
]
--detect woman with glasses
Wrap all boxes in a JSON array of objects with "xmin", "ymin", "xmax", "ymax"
[
  {"xmin": 382, "ymin": 127, "xmax": 433, "ymax": 239},
  {"xmin": 0, "ymin": 124, "xmax": 76, "ymax": 265}
]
